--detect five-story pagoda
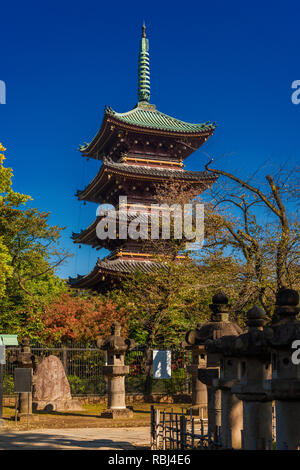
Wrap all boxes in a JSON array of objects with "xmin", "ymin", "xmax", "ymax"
[{"xmin": 70, "ymin": 24, "xmax": 217, "ymax": 292}]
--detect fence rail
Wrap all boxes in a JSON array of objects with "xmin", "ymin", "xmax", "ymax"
[{"xmin": 150, "ymin": 406, "xmax": 222, "ymax": 450}]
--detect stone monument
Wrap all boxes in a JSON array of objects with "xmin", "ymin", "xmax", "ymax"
[{"xmin": 32, "ymin": 355, "xmax": 82, "ymax": 411}]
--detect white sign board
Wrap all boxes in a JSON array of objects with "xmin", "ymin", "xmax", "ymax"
[
  {"xmin": 153, "ymin": 350, "xmax": 171, "ymax": 379},
  {"xmin": 0, "ymin": 335, "xmax": 18, "ymax": 346},
  {"xmin": 0, "ymin": 345, "xmax": 5, "ymax": 365}
]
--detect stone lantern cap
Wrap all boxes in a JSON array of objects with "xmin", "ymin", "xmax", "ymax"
[
  {"xmin": 205, "ymin": 334, "xmax": 240, "ymax": 356},
  {"xmin": 205, "ymin": 305, "xmax": 270, "ymax": 358},
  {"xmin": 230, "ymin": 305, "xmax": 270, "ymax": 359},
  {"xmin": 9, "ymin": 337, "xmax": 39, "ymax": 369},
  {"xmin": 96, "ymin": 322, "xmax": 135, "ymax": 353},
  {"xmin": 182, "ymin": 293, "xmax": 242, "ymax": 349},
  {"xmin": 264, "ymin": 288, "xmax": 300, "ymax": 349}
]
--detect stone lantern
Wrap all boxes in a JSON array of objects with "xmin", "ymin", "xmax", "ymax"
[
  {"xmin": 97, "ymin": 322, "xmax": 135, "ymax": 418},
  {"xmin": 9, "ymin": 337, "xmax": 39, "ymax": 416},
  {"xmin": 186, "ymin": 293, "xmax": 242, "ymax": 433},
  {"xmin": 181, "ymin": 324, "xmax": 207, "ymax": 416},
  {"xmin": 231, "ymin": 305, "xmax": 273, "ymax": 450},
  {"xmin": 205, "ymin": 334, "xmax": 243, "ymax": 449},
  {"xmin": 263, "ymin": 288, "xmax": 300, "ymax": 449}
]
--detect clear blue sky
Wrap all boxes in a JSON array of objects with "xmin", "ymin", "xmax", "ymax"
[{"xmin": 1, "ymin": 0, "xmax": 299, "ymax": 279}]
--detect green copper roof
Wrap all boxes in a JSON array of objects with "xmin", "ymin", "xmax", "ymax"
[
  {"xmin": 78, "ymin": 26, "xmax": 216, "ymax": 155},
  {"xmin": 138, "ymin": 22, "xmax": 150, "ymax": 102},
  {"xmin": 106, "ymin": 102, "xmax": 216, "ymax": 134}
]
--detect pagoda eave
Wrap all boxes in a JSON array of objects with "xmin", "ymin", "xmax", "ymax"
[
  {"xmin": 80, "ymin": 107, "xmax": 216, "ymax": 160},
  {"xmin": 76, "ymin": 159, "xmax": 218, "ymax": 203},
  {"xmin": 69, "ymin": 258, "xmax": 164, "ymax": 291},
  {"xmin": 106, "ymin": 116, "xmax": 215, "ymax": 139}
]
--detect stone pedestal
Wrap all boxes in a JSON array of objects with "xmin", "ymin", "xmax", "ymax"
[
  {"xmin": 205, "ymin": 339, "xmax": 244, "ymax": 449},
  {"xmin": 207, "ymin": 387, "xmax": 222, "ymax": 430},
  {"xmin": 231, "ymin": 305, "xmax": 273, "ymax": 450},
  {"xmin": 107, "ymin": 370, "xmax": 127, "ymax": 409},
  {"xmin": 185, "ymin": 349, "xmax": 207, "ymax": 416},
  {"xmin": 219, "ymin": 384, "xmax": 243, "ymax": 449},
  {"xmin": 182, "ymin": 293, "xmax": 242, "ymax": 425},
  {"xmin": 264, "ymin": 379, "xmax": 300, "ymax": 449},
  {"xmin": 275, "ymin": 400, "xmax": 300, "ymax": 450},
  {"xmin": 263, "ymin": 288, "xmax": 300, "ymax": 450},
  {"xmin": 242, "ymin": 400, "xmax": 272, "ymax": 449},
  {"xmin": 101, "ymin": 364, "xmax": 133, "ymax": 418},
  {"xmin": 198, "ymin": 367, "xmax": 221, "ymax": 430},
  {"xmin": 97, "ymin": 322, "xmax": 135, "ymax": 419},
  {"xmin": 19, "ymin": 391, "xmax": 32, "ymax": 415}
]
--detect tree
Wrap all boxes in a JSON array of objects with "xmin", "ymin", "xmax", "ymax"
[
  {"xmin": 112, "ymin": 158, "xmax": 299, "ymax": 351},
  {"xmin": 0, "ymin": 143, "xmax": 30, "ymax": 297},
  {"xmin": 203, "ymin": 158, "xmax": 299, "ymax": 315},
  {"xmin": 40, "ymin": 292, "xmax": 128, "ymax": 343},
  {"xmin": 2, "ymin": 207, "xmax": 70, "ymax": 300},
  {"xmin": 0, "ymin": 143, "xmax": 71, "ymax": 338},
  {"xmin": 108, "ymin": 254, "xmax": 242, "ymax": 395}
]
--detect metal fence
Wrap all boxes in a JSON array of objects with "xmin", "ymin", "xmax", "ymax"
[
  {"xmin": 3, "ymin": 344, "xmax": 192, "ymax": 396},
  {"xmin": 150, "ymin": 406, "xmax": 222, "ymax": 450}
]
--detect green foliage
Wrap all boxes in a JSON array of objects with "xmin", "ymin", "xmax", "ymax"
[
  {"xmin": 107, "ymin": 255, "xmax": 243, "ymax": 349},
  {"xmin": 0, "ymin": 143, "xmax": 31, "ymax": 298},
  {"xmin": 3, "ymin": 374, "xmax": 14, "ymax": 395},
  {"xmin": 67, "ymin": 374, "xmax": 106, "ymax": 395},
  {"xmin": 67, "ymin": 375, "xmax": 86, "ymax": 395},
  {"xmin": 0, "ymin": 142, "xmax": 70, "ymax": 340}
]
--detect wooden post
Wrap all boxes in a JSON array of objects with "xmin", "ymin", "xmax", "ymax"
[
  {"xmin": 214, "ymin": 425, "xmax": 218, "ymax": 447},
  {"xmin": 241, "ymin": 429, "xmax": 245, "ymax": 450},
  {"xmin": 228, "ymin": 428, "xmax": 232, "ymax": 449},
  {"xmin": 0, "ymin": 364, "xmax": 3, "ymax": 421},
  {"xmin": 162, "ymin": 410, "xmax": 166, "ymax": 450},
  {"xmin": 176, "ymin": 413, "xmax": 179, "ymax": 449},
  {"xmin": 170, "ymin": 409, "xmax": 173, "ymax": 449},
  {"xmin": 155, "ymin": 409, "xmax": 160, "ymax": 449},
  {"xmin": 217, "ymin": 426, "xmax": 222, "ymax": 447},
  {"xmin": 62, "ymin": 347, "xmax": 68, "ymax": 374},
  {"xmin": 150, "ymin": 405, "xmax": 155, "ymax": 450},
  {"xmin": 185, "ymin": 351, "xmax": 190, "ymax": 393},
  {"xmin": 199, "ymin": 418, "xmax": 203, "ymax": 448},
  {"xmin": 191, "ymin": 417, "xmax": 195, "ymax": 448},
  {"xmin": 200, "ymin": 418, "xmax": 204, "ymax": 436},
  {"xmin": 180, "ymin": 414, "xmax": 186, "ymax": 450}
]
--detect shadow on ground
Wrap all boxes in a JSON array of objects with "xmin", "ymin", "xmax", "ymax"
[{"xmin": 0, "ymin": 431, "xmax": 146, "ymax": 450}]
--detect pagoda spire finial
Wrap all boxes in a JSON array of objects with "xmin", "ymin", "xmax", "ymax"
[
  {"xmin": 138, "ymin": 22, "xmax": 150, "ymax": 103},
  {"xmin": 142, "ymin": 20, "xmax": 146, "ymax": 38}
]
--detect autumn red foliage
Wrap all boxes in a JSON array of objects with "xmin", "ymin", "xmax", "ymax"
[{"xmin": 41, "ymin": 293, "xmax": 128, "ymax": 343}]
